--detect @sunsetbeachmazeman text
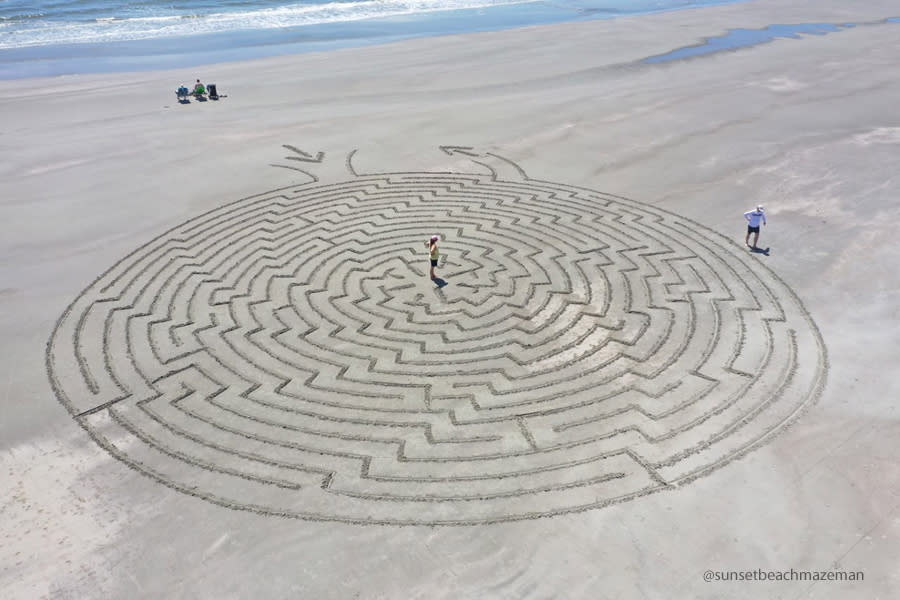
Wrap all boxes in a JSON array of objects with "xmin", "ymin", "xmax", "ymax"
[{"xmin": 703, "ymin": 568, "xmax": 864, "ymax": 583}]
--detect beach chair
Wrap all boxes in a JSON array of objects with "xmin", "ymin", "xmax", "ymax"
[
  {"xmin": 176, "ymin": 86, "xmax": 190, "ymax": 102},
  {"xmin": 192, "ymin": 83, "xmax": 207, "ymax": 100},
  {"xmin": 207, "ymin": 84, "xmax": 218, "ymax": 100}
]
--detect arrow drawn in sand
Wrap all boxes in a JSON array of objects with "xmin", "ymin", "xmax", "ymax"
[
  {"xmin": 440, "ymin": 145, "xmax": 480, "ymax": 157},
  {"xmin": 283, "ymin": 145, "xmax": 325, "ymax": 163}
]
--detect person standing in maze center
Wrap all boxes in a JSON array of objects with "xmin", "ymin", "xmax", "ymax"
[
  {"xmin": 744, "ymin": 205, "xmax": 767, "ymax": 248},
  {"xmin": 426, "ymin": 235, "xmax": 440, "ymax": 279}
]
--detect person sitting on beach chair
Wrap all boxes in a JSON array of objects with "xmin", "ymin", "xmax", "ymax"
[
  {"xmin": 192, "ymin": 79, "xmax": 206, "ymax": 98},
  {"xmin": 176, "ymin": 85, "xmax": 190, "ymax": 101}
]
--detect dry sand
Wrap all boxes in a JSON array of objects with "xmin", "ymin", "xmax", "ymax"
[{"xmin": 1, "ymin": 0, "xmax": 899, "ymax": 597}]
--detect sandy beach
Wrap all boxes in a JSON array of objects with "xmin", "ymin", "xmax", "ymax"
[{"xmin": 2, "ymin": 0, "xmax": 899, "ymax": 597}]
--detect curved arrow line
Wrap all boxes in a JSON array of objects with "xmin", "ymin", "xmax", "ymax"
[
  {"xmin": 270, "ymin": 163, "xmax": 318, "ymax": 183},
  {"xmin": 484, "ymin": 152, "xmax": 530, "ymax": 180},
  {"xmin": 463, "ymin": 152, "xmax": 529, "ymax": 182},
  {"xmin": 347, "ymin": 149, "xmax": 359, "ymax": 177}
]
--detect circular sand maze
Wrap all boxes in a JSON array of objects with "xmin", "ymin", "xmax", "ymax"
[{"xmin": 47, "ymin": 149, "xmax": 827, "ymax": 524}]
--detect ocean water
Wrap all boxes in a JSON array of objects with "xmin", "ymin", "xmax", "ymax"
[
  {"xmin": 643, "ymin": 20, "xmax": 900, "ymax": 63},
  {"xmin": 645, "ymin": 22, "xmax": 850, "ymax": 62},
  {"xmin": 0, "ymin": 0, "xmax": 744, "ymax": 78}
]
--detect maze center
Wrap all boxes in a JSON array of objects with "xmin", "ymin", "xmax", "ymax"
[{"xmin": 47, "ymin": 158, "xmax": 827, "ymax": 525}]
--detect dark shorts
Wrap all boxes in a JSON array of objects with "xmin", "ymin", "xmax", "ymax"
[
  {"xmin": 747, "ymin": 225, "xmax": 760, "ymax": 234},
  {"xmin": 430, "ymin": 259, "xmax": 438, "ymax": 267}
]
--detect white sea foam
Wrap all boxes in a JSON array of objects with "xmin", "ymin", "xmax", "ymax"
[{"xmin": 0, "ymin": 0, "xmax": 539, "ymax": 49}]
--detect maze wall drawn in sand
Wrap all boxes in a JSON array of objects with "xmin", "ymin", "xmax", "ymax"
[{"xmin": 47, "ymin": 146, "xmax": 827, "ymax": 525}]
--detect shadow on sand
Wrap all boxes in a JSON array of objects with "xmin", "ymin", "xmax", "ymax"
[
  {"xmin": 431, "ymin": 277, "xmax": 448, "ymax": 288},
  {"xmin": 750, "ymin": 246, "xmax": 771, "ymax": 256}
]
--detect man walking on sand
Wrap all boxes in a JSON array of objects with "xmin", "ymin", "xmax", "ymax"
[{"xmin": 744, "ymin": 205, "xmax": 767, "ymax": 248}]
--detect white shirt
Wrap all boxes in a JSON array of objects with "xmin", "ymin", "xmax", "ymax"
[{"xmin": 744, "ymin": 209, "xmax": 766, "ymax": 227}]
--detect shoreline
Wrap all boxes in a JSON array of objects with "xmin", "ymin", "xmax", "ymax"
[
  {"xmin": 3, "ymin": 0, "xmax": 897, "ymax": 82},
  {"xmin": 1, "ymin": 0, "xmax": 748, "ymax": 80}
]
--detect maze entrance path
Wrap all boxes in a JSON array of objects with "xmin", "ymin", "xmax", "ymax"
[{"xmin": 47, "ymin": 147, "xmax": 827, "ymax": 525}]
